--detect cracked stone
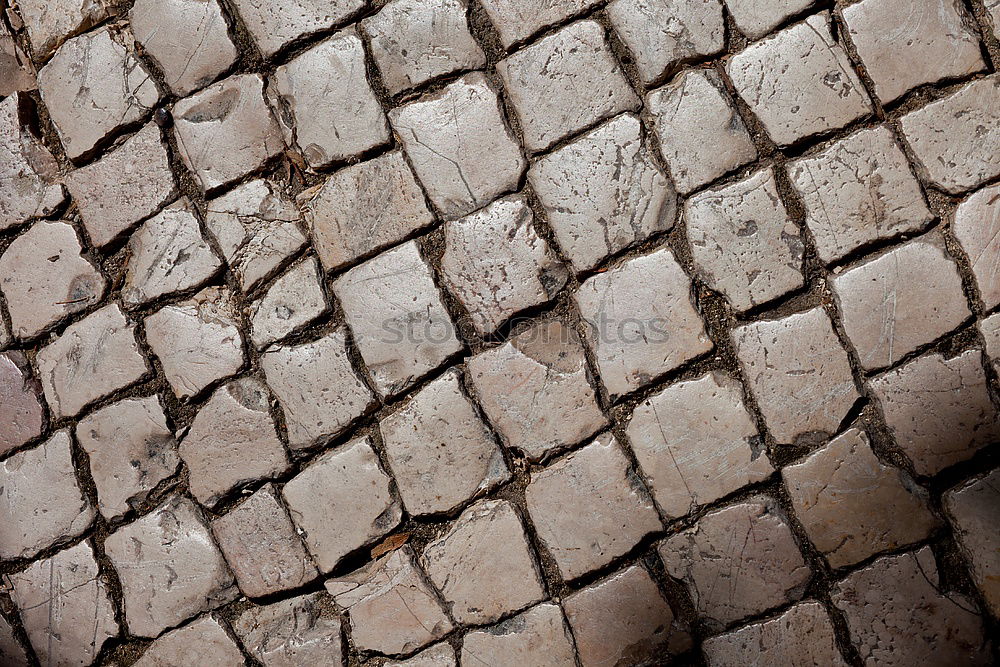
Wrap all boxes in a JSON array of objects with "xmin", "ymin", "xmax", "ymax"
[
  {"xmin": 0, "ymin": 94, "xmax": 62, "ymax": 230},
  {"xmin": 831, "ymin": 547, "xmax": 991, "ymax": 666},
  {"xmin": 461, "ymin": 603, "xmax": 577, "ymax": 666},
  {"xmin": 783, "ymin": 427, "xmax": 937, "ymax": 569},
  {"xmin": 0, "ymin": 614, "xmax": 27, "ymax": 667},
  {"xmin": 0, "ymin": 430, "xmax": 94, "ymax": 560},
  {"xmin": 104, "ymin": 496, "xmax": 237, "ymax": 638},
  {"xmin": 732, "ymin": 307, "xmax": 859, "ymax": 446},
  {"xmin": 15, "ymin": 0, "xmax": 114, "ymax": 58},
  {"xmin": 528, "ymin": 113, "xmax": 676, "ymax": 273},
  {"xmin": 282, "ymin": 436, "xmax": 401, "ymax": 572},
  {"xmin": 386, "ymin": 644, "xmax": 456, "ymax": 666},
  {"xmin": 0, "ymin": 22, "xmax": 35, "ymax": 96},
  {"xmin": 389, "ymin": 72, "xmax": 527, "ymax": 219},
  {"xmin": 179, "ymin": 377, "xmax": 289, "ymax": 507},
  {"xmin": 334, "ymin": 241, "xmax": 462, "ymax": 397},
  {"xmin": 723, "ymin": 0, "xmax": 817, "ymax": 39},
  {"xmin": 574, "ymin": 246, "xmax": 712, "ymax": 398},
  {"xmin": 325, "ymin": 546, "xmax": 453, "ymax": 655},
  {"xmin": 627, "ymin": 371, "xmax": 773, "ymax": 519},
  {"xmin": 380, "ymin": 368, "xmax": 510, "ymax": 516},
  {"xmin": 134, "ymin": 616, "xmax": 243, "ymax": 667},
  {"xmin": 250, "ymin": 257, "xmax": 328, "ymax": 348},
  {"xmin": 944, "ymin": 469, "xmax": 1000, "ymax": 617},
  {"xmin": 230, "ymin": 0, "xmax": 364, "ymax": 57},
  {"xmin": 269, "ymin": 29, "xmax": 389, "ymax": 169},
  {"xmin": 954, "ymin": 183, "xmax": 1000, "ymax": 310},
  {"xmin": 232, "ymin": 593, "xmax": 343, "ymax": 667},
  {"xmin": 478, "ymin": 0, "xmax": 601, "ymax": 48},
  {"xmin": 659, "ymin": 497, "xmax": 810, "ymax": 628},
  {"xmin": 440, "ymin": 194, "xmax": 568, "ymax": 335},
  {"xmin": 727, "ymin": 13, "xmax": 871, "ymax": 146},
  {"xmin": 77, "ymin": 396, "xmax": 180, "ymax": 520},
  {"xmin": 0, "ymin": 351, "xmax": 45, "ymax": 457},
  {"xmin": 786, "ymin": 125, "xmax": 933, "ymax": 263},
  {"xmin": 981, "ymin": 312, "xmax": 1000, "ymax": 370},
  {"xmin": 646, "ymin": 69, "xmax": 758, "ymax": 194},
  {"xmin": 831, "ymin": 235, "xmax": 970, "ymax": 370}
]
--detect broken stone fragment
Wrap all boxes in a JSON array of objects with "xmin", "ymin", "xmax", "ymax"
[
  {"xmin": 230, "ymin": 0, "xmax": 365, "ymax": 57},
  {"xmin": 250, "ymin": 256, "xmax": 328, "ymax": 348},
  {"xmin": 478, "ymin": 0, "xmax": 602, "ymax": 48},
  {"xmin": 134, "ymin": 616, "xmax": 244, "ymax": 667},
  {"xmin": 461, "ymin": 603, "xmax": 577, "ymax": 667},
  {"xmin": 944, "ymin": 469, "xmax": 1000, "ymax": 617},
  {"xmin": 232, "ymin": 593, "xmax": 343, "ymax": 667},
  {"xmin": 15, "ymin": 0, "xmax": 115, "ymax": 59},
  {"xmin": 0, "ymin": 94, "xmax": 63, "ymax": 230},
  {"xmin": 953, "ymin": 183, "xmax": 1000, "ymax": 310},
  {"xmin": 386, "ymin": 643, "xmax": 456, "ymax": 666},
  {"xmin": 0, "ymin": 351, "xmax": 45, "ymax": 457},
  {"xmin": 723, "ymin": 0, "xmax": 817, "ymax": 39},
  {"xmin": 0, "ymin": 22, "xmax": 35, "ymax": 96}
]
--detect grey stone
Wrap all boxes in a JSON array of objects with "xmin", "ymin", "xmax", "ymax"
[
  {"xmin": 134, "ymin": 616, "xmax": 243, "ymax": 667},
  {"xmin": 0, "ymin": 351, "xmax": 44, "ymax": 457},
  {"xmin": 232, "ymin": 593, "xmax": 343, "ymax": 667},
  {"xmin": 386, "ymin": 643, "xmax": 456, "ymax": 666},
  {"xmin": 0, "ymin": 93, "xmax": 62, "ymax": 230},
  {"xmin": 944, "ymin": 469, "xmax": 1000, "ymax": 617},
  {"xmin": 461, "ymin": 603, "xmax": 577, "ymax": 667},
  {"xmin": 16, "ymin": 0, "xmax": 114, "ymax": 58},
  {"xmin": 230, "ymin": 0, "xmax": 365, "ymax": 57},
  {"xmin": 0, "ymin": 22, "xmax": 33, "ymax": 97},
  {"xmin": 250, "ymin": 257, "xmax": 328, "ymax": 348},
  {"xmin": 724, "ymin": 0, "xmax": 817, "ymax": 39},
  {"xmin": 954, "ymin": 183, "xmax": 1000, "ymax": 310},
  {"xmin": 478, "ymin": 0, "xmax": 601, "ymax": 48},
  {"xmin": 0, "ymin": 614, "xmax": 28, "ymax": 667}
]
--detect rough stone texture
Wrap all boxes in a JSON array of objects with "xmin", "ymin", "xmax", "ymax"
[
  {"xmin": 0, "ymin": 351, "xmax": 45, "ymax": 457},
  {"xmin": 390, "ymin": 72, "xmax": 526, "ymax": 219},
  {"xmin": 334, "ymin": 241, "xmax": 462, "ymax": 397},
  {"xmin": 65, "ymin": 123, "xmax": 175, "ymax": 247},
  {"xmin": 269, "ymin": 30, "xmax": 389, "ymax": 168},
  {"xmin": 564, "ymin": 564, "xmax": 690, "ymax": 666},
  {"xmin": 727, "ymin": 13, "xmax": 871, "ymax": 146},
  {"xmin": 899, "ymin": 74, "xmax": 1000, "ymax": 194},
  {"xmin": 325, "ymin": 546, "xmax": 453, "ymax": 655},
  {"xmin": 380, "ymin": 368, "xmax": 509, "ymax": 516},
  {"xmin": 981, "ymin": 312, "xmax": 1000, "ymax": 369},
  {"xmin": 526, "ymin": 433, "xmax": 662, "ymax": 580},
  {"xmin": 702, "ymin": 601, "xmax": 847, "ymax": 666},
  {"xmin": 422, "ymin": 499, "xmax": 544, "ymax": 624},
  {"xmin": 230, "ymin": 0, "xmax": 365, "ymax": 57},
  {"xmin": 461, "ymin": 603, "xmax": 577, "ymax": 666},
  {"xmin": 990, "ymin": 0, "xmax": 1000, "ymax": 36},
  {"xmin": 732, "ymin": 307, "xmax": 859, "ymax": 446},
  {"xmin": 104, "ymin": 496, "xmax": 237, "ymax": 638},
  {"xmin": 37, "ymin": 27, "xmax": 159, "ymax": 160},
  {"xmin": 134, "ymin": 616, "xmax": 244, "ymax": 667},
  {"xmin": 843, "ymin": 0, "xmax": 984, "ymax": 104},
  {"xmin": 16, "ymin": 0, "xmax": 114, "ymax": 58},
  {"xmin": 954, "ymin": 183, "xmax": 1000, "ymax": 310},
  {"xmin": 574, "ymin": 246, "xmax": 712, "ymax": 398},
  {"xmin": 36, "ymin": 304, "xmax": 149, "ymax": 419},
  {"xmin": 626, "ymin": 372, "xmax": 773, "ymax": 519},
  {"xmin": 659, "ymin": 497, "xmax": 810, "ymax": 628},
  {"xmin": 0, "ymin": 93, "xmax": 62, "ymax": 230},
  {"xmin": 786, "ymin": 125, "xmax": 933, "ymax": 263},
  {"xmin": 386, "ymin": 644, "xmax": 457, "ymax": 666},
  {"xmin": 467, "ymin": 320, "xmax": 606, "ymax": 461},
  {"xmin": 831, "ymin": 236, "xmax": 971, "ymax": 370},
  {"xmin": 131, "ymin": 0, "xmax": 237, "ymax": 96},
  {"xmin": 0, "ymin": 23, "xmax": 33, "ymax": 97},
  {"xmin": 783, "ymin": 427, "xmax": 937, "ymax": 569},
  {"xmin": 179, "ymin": 378, "xmax": 289, "ymax": 507},
  {"xmin": 944, "ymin": 469, "xmax": 1000, "ymax": 617},
  {"xmin": 478, "ymin": 0, "xmax": 600, "ymax": 48},
  {"xmin": 440, "ymin": 195, "xmax": 568, "ymax": 334},
  {"xmin": 173, "ymin": 73, "xmax": 284, "ymax": 192},
  {"xmin": 363, "ymin": 0, "xmax": 485, "ymax": 95},
  {"xmin": 0, "ymin": 220, "xmax": 105, "ymax": 339},
  {"xmin": 0, "ymin": 614, "xmax": 28, "ymax": 667},
  {"xmin": 283, "ymin": 437, "xmax": 401, "ymax": 572},
  {"xmin": 646, "ymin": 69, "xmax": 758, "ymax": 194},
  {"xmin": 724, "ymin": 0, "xmax": 816, "ymax": 39},
  {"xmin": 528, "ymin": 113, "xmax": 676, "ymax": 273},
  {"xmin": 260, "ymin": 329, "xmax": 374, "ymax": 449},
  {"xmin": 870, "ymin": 349, "xmax": 999, "ymax": 476},
  {"xmin": 211, "ymin": 484, "xmax": 318, "ymax": 597},
  {"xmin": 7, "ymin": 541, "xmax": 118, "ymax": 667},
  {"xmin": 250, "ymin": 257, "xmax": 328, "ymax": 348},
  {"xmin": 77, "ymin": 396, "xmax": 179, "ymax": 519},
  {"xmin": 232, "ymin": 593, "xmax": 343, "ymax": 667},
  {"xmin": 831, "ymin": 547, "xmax": 991, "ymax": 666}
]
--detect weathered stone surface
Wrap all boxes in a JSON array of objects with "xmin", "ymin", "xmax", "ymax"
[
  {"xmin": 36, "ymin": 304, "xmax": 149, "ymax": 418},
  {"xmin": 269, "ymin": 30, "xmax": 389, "ymax": 168},
  {"xmin": 461, "ymin": 603, "xmax": 577, "ymax": 667},
  {"xmin": 981, "ymin": 312, "xmax": 1000, "ymax": 369},
  {"xmin": 724, "ymin": 0, "xmax": 816, "ymax": 39},
  {"xmin": 944, "ymin": 469, "xmax": 1000, "ymax": 617},
  {"xmin": 732, "ymin": 307, "xmax": 859, "ymax": 445},
  {"xmin": 173, "ymin": 73, "xmax": 284, "ymax": 192},
  {"xmin": 422, "ymin": 499, "xmax": 544, "ymax": 624},
  {"xmin": 363, "ymin": 0, "xmax": 485, "ymax": 94},
  {"xmin": 783, "ymin": 427, "xmax": 937, "ymax": 569},
  {"xmin": 440, "ymin": 195, "xmax": 567, "ymax": 334},
  {"xmin": 386, "ymin": 643, "xmax": 456, "ymax": 666},
  {"xmin": 16, "ymin": 0, "xmax": 113, "ymax": 58},
  {"xmin": 843, "ymin": 0, "xmax": 983, "ymax": 104},
  {"xmin": 659, "ymin": 497, "xmax": 810, "ymax": 628},
  {"xmin": 334, "ymin": 241, "xmax": 461, "ymax": 397},
  {"xmin": 77, "ymin": 396, "xmax": 179, "ymax": 519},
  {"xmin": 954, "ymin": 184, "xmax": 1000, "ymax": 310},
  {"xmin": 870, "ymin": 349, "xmax": 999, "ymax": 476},
  {"xmin": 647, "ymin": 69, "xmax": 758, "ymax": 194},
  {"xmin": 283, "ymin": 437, "xmax": 401, "ymax": 572},
  {"xmin": 134, "ymin": 616, "xmax": 243, "ymax": 667},
  {"xmin": 627, "ymin": 372, "xmax": 773, "ymax": 519},
  {"xmin": 0, "ymin": 23, "xmax": 33, "ymax": 97},
  {"xmin": 389, "ymin": 72, "xmax": 526, "ymax": 219},
  {"xmin": 0, "ymin": 351, "xmax": 44, "ymax": 457},
  {"xmin": 899, "ymin": 74, "xmax": 1000, "ymax": 194},
  {"xmin": 230, "ymin": 0, "xmax": 364, "ymax": 57},
  {"xmin": 8, "ymin": 541, "xmax": 117, "ymax": 667},
  {"xmin": 380, "ymin": 368, "xmax": 509, "ymax": 516},
  {"xmin": 212, "ymin": 484, "xmax": 317, "ymax": 597},
  {"xmin": 250, "ymin": 257, "xmax": 328, "ymax": 348},
  {"xmin": 832, "ymin": 236, "xmax": 970, "ymax": 370},
  {"xmin": 0, "ymin": 614, "xmax": 27, "ymax": 667},
  {"xmin": 233, "ymin": 593, "xmax": 342, "ymax": 667},
  {"xmin": 179, "ymin": 378, "xmax": 289, "ymax": 507},
  {"xmin": 529, "ymin": 113, "xmax": 676, "ymax": 273},
  {"xmin": 37, "ymin": 27, "xmax": 159, "ymax": 160},
  {"xmin": 575, "ymin": 246, "xmax": 711, "ymax": 398},
  {"xmin": 260, "ymin": 329, "xmax": 374, "ymax": 448},
  {"xmin": 325, "ymin": 546, "xmax": 452, "ymax": 655},
  {"xmin": 702, "ymin": 601, "xmax": 847, "ymax": 666},
  {"xmin": 104, "ymin": 496, "xmax": 237, "ymax": 638},
  {"xmin": 831, "ymin": 547, "xmax": 991, "ymax": 666},
  {"xmin": 786, "ymin": 125, "xmax": 933, "ymax": 263},
  {"xmin": 526, "ymin": 433, "xmax": 661, "ymax": 580},
  {"xmin": 131, "ymin": 0, "xmax": 237, "ymax": 96},
  {"xmin": 0, "ymin": 94, "xmax": 62, "ymax": 230},
  {"xmin": 478, "ymin": 0, "xmax": 600, "ymax": 48},
  {"xmin": 989, "ymin": 0, "xmax": 1000, "ymax": 37},
  {"xmin": 0, "ymin": 220, "xmax": 105, "ymax": 339},
  {"xmin": 727, "ymin": 13, "xmax": 871, "ymax": 146}
]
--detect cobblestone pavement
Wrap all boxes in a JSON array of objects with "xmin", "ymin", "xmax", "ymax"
[{"xmin": 1, "ymin": 0, "xmax": 999, "ymax": 665}]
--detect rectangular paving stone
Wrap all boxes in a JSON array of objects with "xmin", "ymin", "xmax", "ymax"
[
  {"xmin": 944, "ymin": 469, "xmax": 1000, "ymax": 617},
  {"xmin": 134, "ymin": 616, "xmax": 243, "ymax": 667},
  {"xmin": 230, "ymin": 0, "xmax": 364, "ymax": 57},
  {"xmin": 954, "ymin": 183, "xmax": 1000, "ymax": 310},
  {"xmin": 461, "ymin": 603, "xmax": 577, "ymax": 667},
  {"xmin": 478, "ymin": 0, "xmax": 601, "ymax": 48},
  {"xmin": 724, "ymin": 0, "xmax": 816, "ymax": 39},
  {"xmin": 232, "ymin": 593, "xmax": 343, "ymax": 667},
  {"xmin": 16, "ymin": 0, "xmax": 113, "ymax": 58},
  {"xmin": 0, "ymin": 93, "xmax": 62, "ymax": 230},
  {"xmin": 0, "ymin": 351, "xmax": 45, "ymax": 456},
  {"xmin": 250, "ymin": 256, "xmax": 328, "ymax": 348}
]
